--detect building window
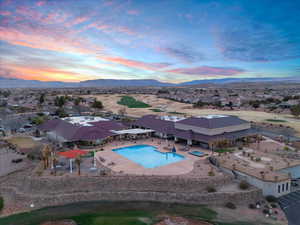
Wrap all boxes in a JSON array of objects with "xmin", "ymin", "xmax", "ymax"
[
  {"xmin": 286, "ymin": 182, "xmax": 289, "ymax": 191},
  {"xmin": 278, "ymin": 185, "xmax": 281, "ymax": 193},
  {"xmin": 282, "ymin": 183, "xmax": 285, "ymax": 192}
]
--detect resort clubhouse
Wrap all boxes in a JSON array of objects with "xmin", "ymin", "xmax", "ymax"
[{"xmin": 1, "ymin": 114, "xmax": 300, "ymax": 222}]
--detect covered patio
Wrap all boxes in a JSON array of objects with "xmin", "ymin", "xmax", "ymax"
[{"xmin": 112, "ymin": 128, "xmax": 154, "ymax": 140}]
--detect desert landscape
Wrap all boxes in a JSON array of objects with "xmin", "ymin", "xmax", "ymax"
[{"xmin": 89, "ymin": 94, "xmax": 300, "ymax": 136}]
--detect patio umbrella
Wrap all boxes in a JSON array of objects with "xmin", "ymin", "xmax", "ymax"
[{"xmin": 58, "ymin": 149, "xmax": 87, "ymax": 173}]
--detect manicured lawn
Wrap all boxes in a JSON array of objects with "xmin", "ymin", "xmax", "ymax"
[
  {"xmin": 0, "ymin": 202, "xmax": 216, "ymax": 225},
  {"xmin": 265, "ymin": 119, "xmax": 287, "ymax": 123},
  {"xmin": 0, "ymin": 201, "xmax": 272, "ymax": 225},
  {"xmin": 118, "ymin": 96, "xmax": 151, "ymax": 108},
  {"xmin": 71, "ymin": 211, "xmax": 152, "ymax": 225},
  {"xmin": 214, "ymin": 148, "xmax": 234, "ymax": 153}
]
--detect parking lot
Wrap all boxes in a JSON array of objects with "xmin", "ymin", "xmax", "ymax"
[{"xmin": 278, "ymin": 190, "xmax": 300, "ymax": 225}]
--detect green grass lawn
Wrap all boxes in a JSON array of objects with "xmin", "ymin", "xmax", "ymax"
[
  {"xmin": 0, "ymin": 201, "xmax": 272, "ymax": 225},
  {"xmin": 214, "ymin": 148, "xmax": 234, "ymax": 153},
  {"xmin": 118, "ymin": 96, "xmax": 151, "ymax": 108},
  {"xmin": 265, "ymin": 119, "xmax": 287, "ymax": 123}
]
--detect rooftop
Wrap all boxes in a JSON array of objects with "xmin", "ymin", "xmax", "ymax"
[
  {"xmin": 178, "ymin": 115, "xmax": 249, "ymax": 129},
  {"xmin": 61, "ymin": 116, "xmax": 108, "ymax": 127}
]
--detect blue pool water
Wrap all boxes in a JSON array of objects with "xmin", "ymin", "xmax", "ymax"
[{"xmin": 112, "ymin": 144, "xmax": 185, "ymax": 168}]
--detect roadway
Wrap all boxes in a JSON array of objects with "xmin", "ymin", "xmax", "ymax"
[{"xmin": 278, "ymin": 190, "xmax": 300, "ymax": 225}]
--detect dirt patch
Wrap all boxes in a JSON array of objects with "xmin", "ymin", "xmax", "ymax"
[
  {"xmin": 40, "ymin": 220, "xmax": 77, "ymax": 225},
  {"xmin": 6, "ymin": 136, "xmax": 40, "ymax": 149},
  {"xmin": 155, "ymin": 216, "xmax": 212, "ymax": 225},
  {"xmin": 6, "ymin": 136, "xmax": 43, "ymax": 154}
]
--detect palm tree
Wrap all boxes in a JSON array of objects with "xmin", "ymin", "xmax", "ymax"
[
  {"xmin": 75, "ymin": 155, "xmax": 82, "ymax": 175},
  {"xmin": 52, "ymin": 153, "xmax": 58, "ymax": 176},
  {"xmin": 42, "ymin": 145, "xmax": 51, "ymax": 169}
]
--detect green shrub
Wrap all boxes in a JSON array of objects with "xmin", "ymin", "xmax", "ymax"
[
  {"xmin": 0, "ymin": 196, "xmax": 4, "ymax": 211},
  {"xmin": 239, "ymin": 180, "xmax": 250, "ymax": 190},
  {"xmin": 225, "ymin": 202, "xmax": 236, "ymax": 209},
  {"xmin": 270, "ymin": 203, "xmax": 277, "ymax": 208},
  {"xmin": 206, "ymin": 186, "xmax": 216, "ymax": 193},
  {"xmin": 248, "ymin": 203, "xmax": 256, "ymax": 209},
  {"xmin": 208, "ymin": 171, "xmax": 215, "ymax": 176},
  {"xmin": 266, "ymin": 195, "xmax": 277, "ymax": 203},
  {"xmin": 263, "ymin": 209, "xmax": 269, "ymax": 214}
]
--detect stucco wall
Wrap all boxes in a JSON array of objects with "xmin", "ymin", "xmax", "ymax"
[
  {"xmin": 20, "ymin": 174, "xmax": 233, "ymax": 195},
  {"xmin": 0, "ymin": 183, "xmax": 262, "ymax": 212},
  {"xmin": 221, "ymin": 167, "xmax": 290, "ymax": 197}
]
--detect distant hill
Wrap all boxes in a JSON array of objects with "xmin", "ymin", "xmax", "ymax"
[
  {"xmin": 180, "ymin": 77, "xmax": 300, "ymax": 86},
  {"xmin": 0, "ymin": 76, "xmax": 299, "ymax": 88},
  {"xmin": 80, "ymin": 79, "xmax": 172, "ymax": 87}
]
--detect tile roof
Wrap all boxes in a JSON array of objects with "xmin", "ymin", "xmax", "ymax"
[
  {"xmin": 90, "ymin": 121, "xmax": 126, "ymax": 131},
  {"xmin": 177, "ymin": 115, "xmax": 248, "ymax": 129},
  {"xmin": 133, "ymin": 115, "xmax": 256, "ymax": 143},
  {"xmin": 39, "ymin": 119, "xmax": 118, "ymax": 141}
]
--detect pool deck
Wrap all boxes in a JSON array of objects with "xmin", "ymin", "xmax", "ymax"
[{"xmin": 95, "ymin": 138, "xmax": 212, "ymax": 176}]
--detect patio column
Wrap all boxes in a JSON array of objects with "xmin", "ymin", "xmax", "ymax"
[
  {"xmin": 70, "ymin": 159, "xmax": 73, "ymax": 173},
  {"xmin": 187, "ymin": 139, "xmax": 192, "ymax": 145}
]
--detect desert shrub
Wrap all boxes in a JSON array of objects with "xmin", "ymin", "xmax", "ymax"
[
  {"xmin": 208, "ymin": 171, "xmax": 215, "ymax": 176},
  {"xmin": 239, "ymin": 180, "xmax": 250, "ymax": 190},
  {"xmin": 263, "ymin": 209, "xmax": 269, "ymax": 214},
  {"xmin": 271, "ymin": 203, "xmax": 277, "ymax": 208},
  {"xmin": 225, "ymin": 202, "xmax": 236, "ymax": 209},
  {"xmin": 248, "ymin": 203, "xmax": 256, "ymax": 209},
  {"xmin": 266, "ymin": 195, "xmax": 277, "ymax": 202},
  {"xmin": 0, "ymin": 196, "xmax": 4, "ymax": 211},
  {"xmin": 206, "ymin": 186, "xmax": 216, "ymax": 193}
]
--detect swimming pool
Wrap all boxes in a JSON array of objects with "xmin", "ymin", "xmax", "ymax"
[{"xmin": 112, "ymin": 145, "xmax": 185, "ymax": 168}]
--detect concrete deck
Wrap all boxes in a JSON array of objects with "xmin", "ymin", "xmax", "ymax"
[{"xmin": 95, "ymin": 138, "xmax": 212, "ymax": 176}]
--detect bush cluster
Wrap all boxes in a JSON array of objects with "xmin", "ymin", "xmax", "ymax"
[
  {"xmin": 239, "ymin": 180, "xmax": 250, "ymax": 190},
  {"xmin": 206, "ymin": 186, "xmax": 216, "ymax": 193},
  {"xmin": 266, "ymin": 195, "xmax": 277, "ymax": 203},
  {"xmin": 0, "ymin": 196, "xmax": 4, "ymax": 211},
  {"xmin": 225, "ymin": 202, "xmax": 236, "ymax": 209}
]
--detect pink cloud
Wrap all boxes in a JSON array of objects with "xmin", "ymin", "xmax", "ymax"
[
  {"xmin": 166, "ymin": 66, "xmax": 245, "ymax": 76},
  {"xmin": 0, "ymin": 26, "xmax": 103, "ymax": 55},
  {"xmin": 0, "ymin": 11, "xmax": 11, "ymax": 16},
  {"xmin": 41, "ymin": 11, "xmax": 69, "ymax": 24},
  {"xmin": 100, "ymin": 56, "xmax": 171, "ymax": 71},
  {"xmin": 88, "ymin": 22, "xmax": 137, "ymax": 36},
  {"xmin": 127, "ymin": 10, "xmax": 139, "ymax": 15},
  {"xmin": 65, "ymin": 16, "xmax": 89, "ymax": 27},
  {"xmin": 16, "ymin": 6, "xmax": 43, "ymax": 20},
  {"xmin": 36, "ymin": 1, "xmax": 46, "ymax": 7}
]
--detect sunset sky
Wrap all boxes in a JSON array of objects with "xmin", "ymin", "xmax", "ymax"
[{"xmin": 0, "ymin": 0, "xmax": 299, "ymax": 83}]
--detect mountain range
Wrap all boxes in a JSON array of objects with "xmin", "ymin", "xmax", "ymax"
[{"xmin": 0, "ymin": 76, "xmax": 299, "ymax": 88}]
